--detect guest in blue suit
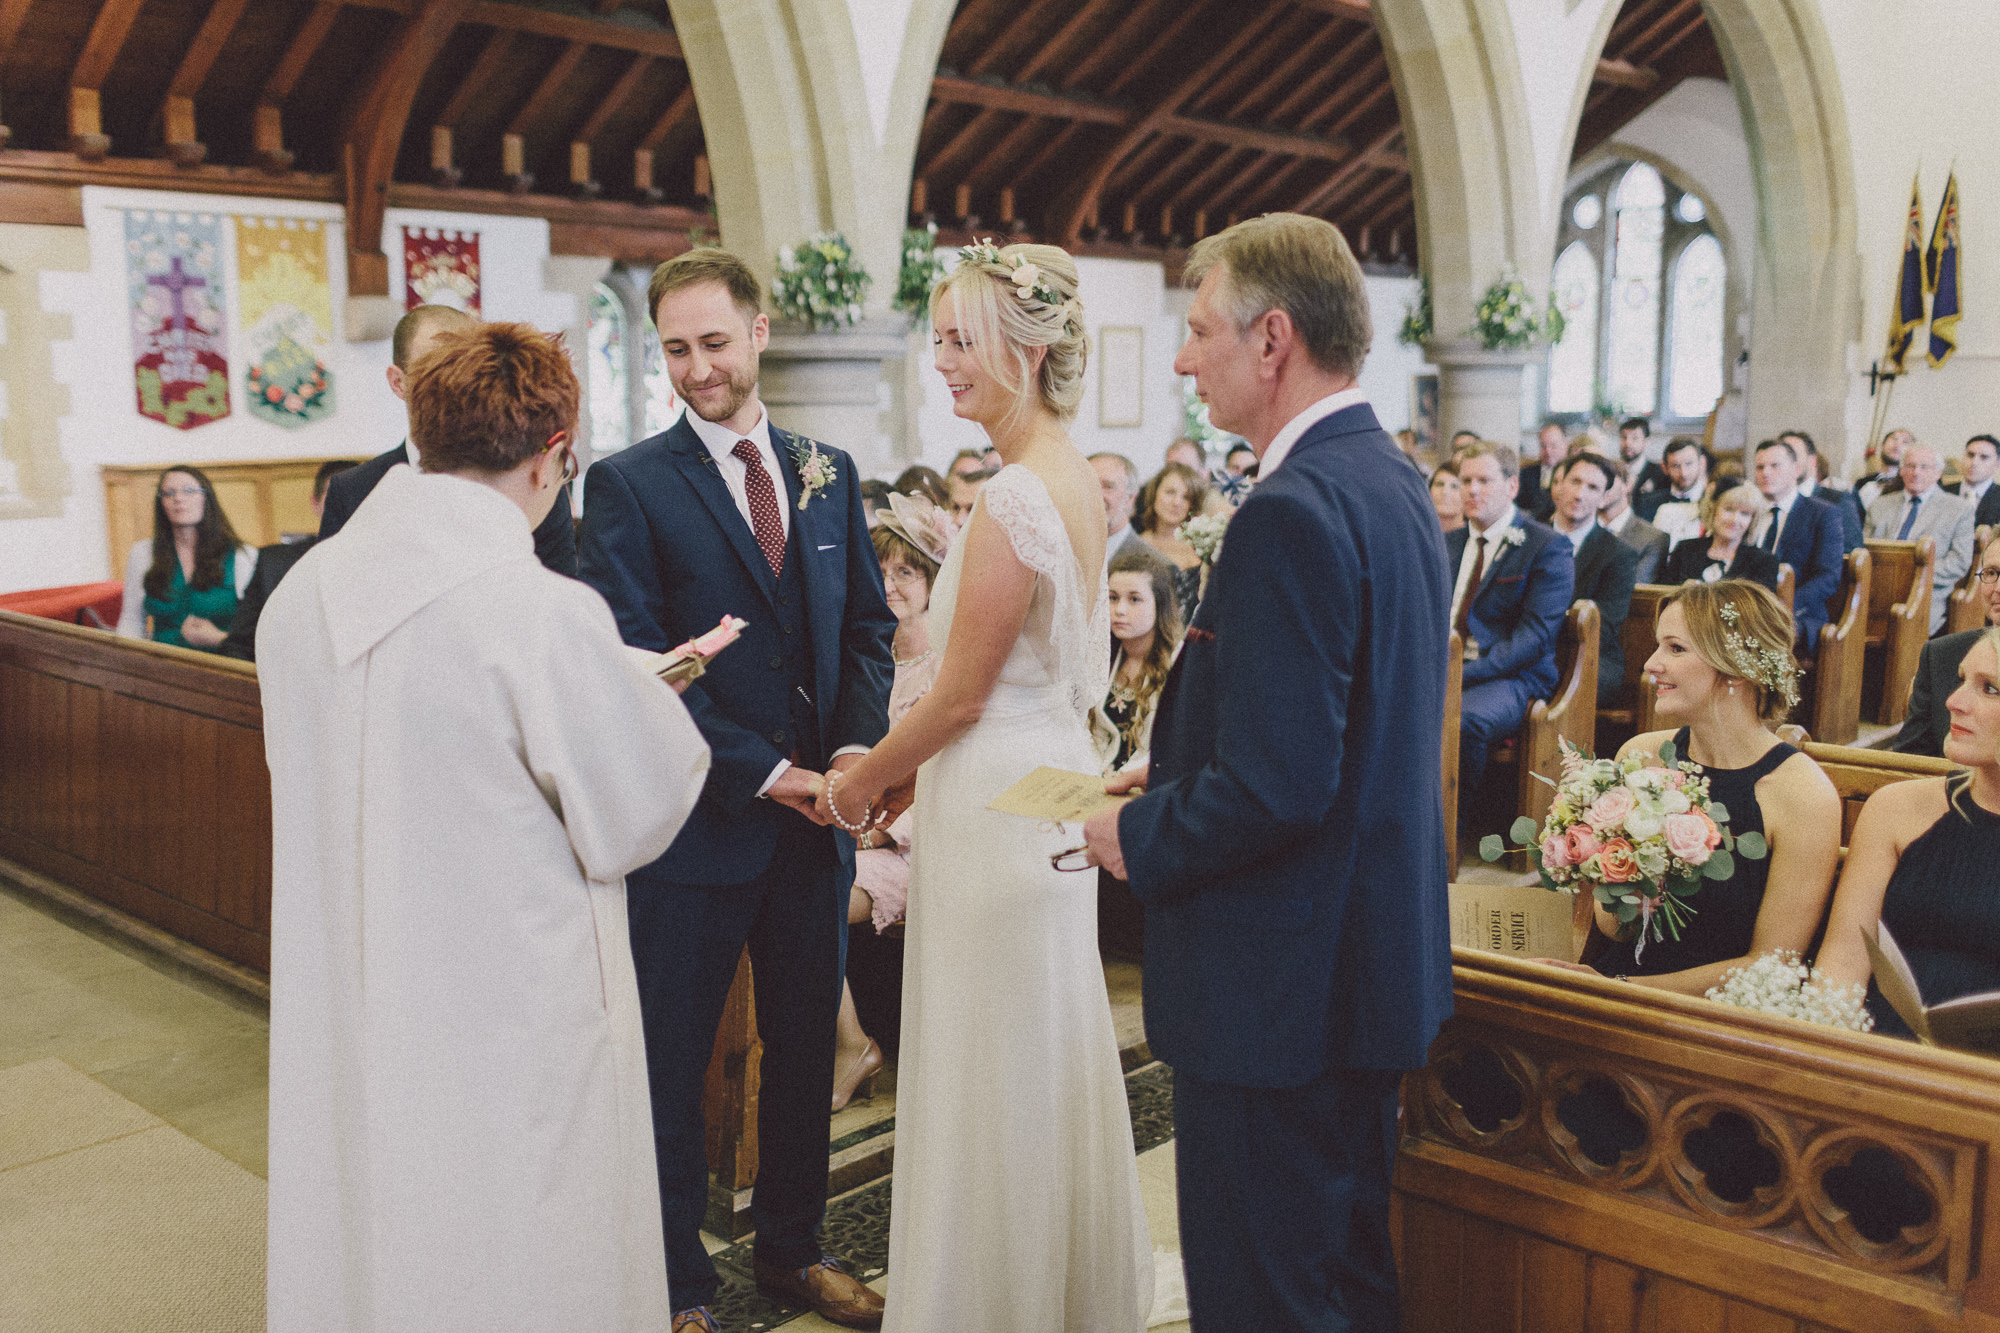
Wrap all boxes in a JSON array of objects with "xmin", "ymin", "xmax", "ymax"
[
  {"xmin": 1750, "ymin": 437, "xmax": 1846, "ymax": 651},
  {"xmin": 577, "ymin": 251, "xmax": 895, "ymax": 1333},
  {"xmin": 1084, "ymin": 215, "xmax": 1453, "ymax": 1333},
  {"xmin": 1446, "ymin": 442, "xmax": 1576, "ymax": 784}
]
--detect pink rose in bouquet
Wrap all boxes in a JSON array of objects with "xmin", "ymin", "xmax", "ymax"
[
  {"xmin": 1563, "ymin": 824, "xmax": 1603, "ymax": 865},
  {"xmin": 1598, "ymin": 838, "xmax": 1641, "ymax": 882},
  {"xmin": 1540, "ymin": 834, "xmax": 1573, "ymax": 870},
  {"xmin": 1585, "ymin": 785, "xmax": 1637, "ymax": 831},
  {"xmin": 1663, "ymin": 811, "xmax": 1722, "ymax": 865}
]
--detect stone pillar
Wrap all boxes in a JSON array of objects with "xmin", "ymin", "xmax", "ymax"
[
  {"xmin": 1428, "ymin": 340, "xmax": 1543, "ymax": 448},
  {"xmin": 761, "ymin": 321, "xmax": 910, "ymax": 479}
]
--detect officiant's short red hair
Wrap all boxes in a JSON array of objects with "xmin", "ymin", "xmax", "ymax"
[{"xmin": 406, "ymin": 323, "xmax": 579, "ymax": 476}]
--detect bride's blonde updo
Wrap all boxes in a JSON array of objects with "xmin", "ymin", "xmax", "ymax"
[{"xmin": 930, "ymin": 241, "xmax": 1088, "ymax": 425}]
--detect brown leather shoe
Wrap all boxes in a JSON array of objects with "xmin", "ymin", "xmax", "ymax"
[{"xmin": 753, "ymin": 1255, "xmax": 885, "ymax": 1329}]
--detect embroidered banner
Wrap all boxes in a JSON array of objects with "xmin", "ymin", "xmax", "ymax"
[
  {"xmin": 125, "ymin": 210, "xmax": 230, "ymax": 429},
  {"xmin": 403, "ymin": 227, "xmax": 481, "ymax": 313},
  {"xmin": 236, "ymin": 217, "xmax": 335, "ymax": 428}
]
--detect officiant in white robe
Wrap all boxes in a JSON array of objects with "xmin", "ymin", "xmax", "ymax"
[{"xmin": 257, "ymin": 322, "xmax": 711, "ymax": 1333}]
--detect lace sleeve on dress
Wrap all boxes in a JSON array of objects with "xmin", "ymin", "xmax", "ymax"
[{"xmin": 976, "ymin": 465, "xmax": 1111, "ymax": 721}]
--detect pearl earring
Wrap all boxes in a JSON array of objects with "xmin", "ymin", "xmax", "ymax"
[{"xmin": 1729, "ymin": 682, "xmax": 1737, "ymax": 695}]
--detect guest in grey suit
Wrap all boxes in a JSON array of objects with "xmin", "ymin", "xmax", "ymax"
[
  {"xmin": 1091, "ymin": 452, "xmax": 1152, "ymax": 580},
  {"xmin": 1598, "ymin": 461, "xmax": 1669, "ymax": 583},
  {"xmin": 1865, "ymin": 443, "xmax": 1976, "ymax": 635}
]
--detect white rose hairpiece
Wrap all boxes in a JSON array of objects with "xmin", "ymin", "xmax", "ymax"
[
  {"xmin": 958, "ymin": 238, "xmax": 1078, "ymax": 318},
  {"xmin": 1717, "ymin": 600, "xmax": 1802, "ymax": 710}
]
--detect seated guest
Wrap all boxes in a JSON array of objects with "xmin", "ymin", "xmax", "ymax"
[
  {"xmin": 1596, "ymin": 455, "xmax": 1669, "ymax": 583},
  {"xmin": 833, "ymin": 500, "xmax": 949, "ymax": 1111},
  {"xmin": 1518, "ymin": 421, "xmax": 1567, "ymax": 521},
  {"xmin": 220, "ymin": 459, "xmax": 357, "ymax": 661},
  {"xmin": 946, "ymin": 447, "xmax": 987, "ymax": 480},
  {"xmin": 1135, "ymin": 460, "xmax": 1208, "ymax": 614},
  {"xmin": 1820, "ymin": 627, "xmax": 2000, "ymax": 1035},
  {"xmin": 1636, "ymin": 435, "xmax": 1711, "ymax": 545},
  {"xmin": 858, "ymin": 478, "xmax": 892, "ymax": 525},
  {"xmin": 1164, "ymin": 436, "xmax": 1209, "ymax": 479},
  {"xmin": 1450, "ymin": 429, "xmax": 1479, "ymax": 452},
  {"xmin": 1948, "ymin": 434, "xmax": 2000, "ymax": 528},
  {"xmin": 892, "ymin": 462, "xmax": 951, "ymax": 509},
  {"xmin": 1431, "ymin": 464, "xmax": 1465, "ymax": 534},
  {"xmin": 1749, "ymin": 436, "xmax": 1845, "ymax": 651},
  {"xmin": 1547, "ymin": 452, "xmax": 1638, "ymax": 696},
  {"xmin": 1448, "ymin": 443, "xmax": 1575, "ymax": 786},
  {"xmin": 1395, "ymin": 428, "xmax": 1428, "ymax": 475},
  {"xmin": 1215, "ymin": 441, "xmax": 1257, "ymax": 505},
  {"xmin": 946, "ymin": 465, "xmax": 991, "ymax": 524},
  {"xmin": 1661, "ymin": 484, "xmax": 1782, "ymax": 592},
  {"xmin": 1092, "ymin": 547, "xmax": 1183, "ymax": 774},
  {"xmin": 1864, "ymin": 442, "xmax": 1976, "ymax": 635},
  {"xmin": 1588, "ymin": 582, "xmax": 1840, "ymax": 992},
  {"xmin": 1783, "ymin": 428, "xmax": 1864, "ymax": 552},
  {"xmin": 1857, "ymin": 427, "xmax": 1912, "ymax": 511},
  {"xmin": 1620, "ymin": 416, "xmax": 1670, "ymax": 510},
  {"xmin": 1223, "ymin": 442, "xmax": 1257, "ymax": 482},
  {"xmin": 1892, "ymin": 531, "xmax": 2000, "ymax": 755},
  {"xmin": 116, "ymin": 464, "xmax": 258, "ymax": 653}
]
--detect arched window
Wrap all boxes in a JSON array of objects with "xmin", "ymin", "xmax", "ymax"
[
  {"xmin": 1667, "ymin": 234, "xmax": 1727, "ymax": 420},
  {"xmin": 1606, "ymin": 162, "xmax": 1665, "ymax": 415},
  {"xmin": 1548, "ymin": 242, "xmax": 1599, "ymax": 414},
  {"xmin": 587, "ymin": 284, "xmax": 630, "ymax": 456},
  {"xmin": 641, "ymin": 315, "xmax": 681, "ymax": 437}
]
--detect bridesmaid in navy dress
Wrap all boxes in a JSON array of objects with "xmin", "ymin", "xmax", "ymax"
[
  {"xmin": 1820, "ymin": 628, "xmax": 2000, "ymax": 1034},
  {"xmin": 1584, "ymin": 581, "xmax": 1842, "ymax": 993}
]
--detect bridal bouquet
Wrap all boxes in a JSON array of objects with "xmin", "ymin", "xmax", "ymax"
[
  {"xmin": 1706, "ymin": 950, "xmax": 1873, "ymax": 1032},
  {"xmin": 1481, "ymin": 738, "xmax": 1767, "ymax": 961}
]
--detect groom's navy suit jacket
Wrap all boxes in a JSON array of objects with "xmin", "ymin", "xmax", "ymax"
[
  {"xmin": 1119, "ymin": 404, "xmax": 1455, "ymax": 1087},
  {"xmin": 578, "ymin": 416, "xmax": 896, "ymax": 886}
]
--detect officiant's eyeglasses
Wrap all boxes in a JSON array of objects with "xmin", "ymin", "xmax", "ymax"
[{"xmin": 1051, "ymin": 846, "xmax": 1094, "ymax": 872}]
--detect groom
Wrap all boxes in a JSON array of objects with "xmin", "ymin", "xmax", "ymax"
[
  {"xmin": 1084, "ymin": 215, "xmax": 1454, "ymax": 1332},
  {"xmin": 578, "ymin": 248, "xmax": 896, "ymax": 1333}
]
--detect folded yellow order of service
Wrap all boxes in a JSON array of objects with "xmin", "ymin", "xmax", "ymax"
[{"xmin": 988, "ymin": 766, "xmax": 1134, "ymax": 822}]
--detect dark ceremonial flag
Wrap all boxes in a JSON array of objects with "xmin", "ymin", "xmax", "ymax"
[
  {"xmin": 1885, "ymin": 173, "xmax": 1926, "ymax": 376},
  {"xmin": 1928, "ymin": 170, "xmax": 1962, "ymax": 369}
]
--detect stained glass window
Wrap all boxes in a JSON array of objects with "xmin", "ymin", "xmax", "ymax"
[
  {"xmin": 641, "ymin": 313, "xmax": 682, "ymax": 437},
  {"xmin": 1572, "ymin": 195, "xmax": 1602, "ymax": 230},
  {"xmin": 1548, "ymin": 242, "xmax": 1599, "ymax": 414},
  {"xmin": 1606, "ymin": 162, "xmax": 1665, "ymax": 415},
  {"xmin": 1668, "ymin": 235, "xmax": 1727, "ymax": 420},
  {"xmin": 587, "ymin": 284, "xmax": 629, "ymax": 455}
]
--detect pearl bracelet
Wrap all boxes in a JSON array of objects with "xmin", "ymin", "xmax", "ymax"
[{"xmin": 823, "ymin": 772, "xmax": 873, "ymax": 835}]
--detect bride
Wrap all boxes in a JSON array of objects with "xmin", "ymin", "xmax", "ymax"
[{"xmin": 817, "ymin": 242, "xmax": 1155, "ymax": 1331}]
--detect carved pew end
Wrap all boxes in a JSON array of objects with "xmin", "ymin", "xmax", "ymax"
[
  {"xmin": 430, "ymin": 164, "xmax": 463, "ymax": 188},
  {"xmin": 70, "ymin": 132, "xmax": 111, "ymax": 162},
  {"xmin": 256, "ymin": 148, "xmax": 295, "ymax": 174},
  {"xmin": 163, "ymin": 140, "xmax": 207, "ymax": 169},
  {"xmin": 504, "ymin": 172, "xmax": 535, "ymax": 195}
]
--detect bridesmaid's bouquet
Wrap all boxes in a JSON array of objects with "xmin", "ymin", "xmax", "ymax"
[{"xmin": 1481, "ymin": 738, "xmax": 1767, "ymax": 961}]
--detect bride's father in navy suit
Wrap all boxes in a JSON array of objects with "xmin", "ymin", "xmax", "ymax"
[
  {"xmin": 1084, "ymin": 215, "xmax": 1454, "ymax": 1332},
  {"xmin": 578, "ymin": 250, "xmax": 895, "ymax": 1333}
]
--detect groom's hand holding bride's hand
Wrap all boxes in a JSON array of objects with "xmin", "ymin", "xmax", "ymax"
[
  {"xmin": 814, "ymin": 753, "xmax": 882, "ymax": 834},
  {"xmin": 768, "ymin": 767, "xmax": 831, "ymax": 824},
  {"xmin": 1083, "ymin": 766, "xmax": 1144, "ymax": 880}
]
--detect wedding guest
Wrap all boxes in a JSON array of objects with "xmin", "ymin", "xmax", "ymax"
[
  {"xmin": 1783, "ymin": 428, "xmax": 1863, "ymax": 551},
  {"xmin": 1637, "ymin": 436, "xmax": 1711, "ymax": 544},
  {"xmin": 1450, "ymin": 429, "xmax": 1480, "ymax": 451},
  {"xmin": 1864, "ymin": 442, "xmax": 1976, "ymax": 635},
  {"xmin": 1165, "ymin": 436, "xmax": 1210, "ymax": 479},
  {"xmin": 1548, "ymin": 452, "xmax": 1638, "ymax": 695},
  {"xmin": 946, "ymin": 466, "xmax": 993, "ymax": 523},
  {"xmin": 1597, "ymin": 456, "xmax": 1670, "ymax": 583},
  {"xmin": 1858, "ymin": 427, "xmax": 1912, "ymax": 510},
  {"xmin": 947, "ymin": 447, "xmax": 987, "ymax": 480},
  {"xmin": 833, "ymin": 509, "xmax": 948, "ymax": 1111},
  {"xmin": 859, "ymin": 479, "xmax": 892, "ymax": 526},
  {"xmin": 1430, "ymin": 464, "xmax": 1465, "ymax": 534},
  {"xmin": 259, "ymin": 321, "xmax": 711, "ymax": 1332},
  {"xmin": 1661, "ymin": 484, "xmax": 1782, "ymax": 592},
  {"xmin": 220, "ymin": 459, "xmax": 357, "ymax": 661},
  {"xmin": 1750, "ymin": 436, "xmax": 1845, "ymax": 650},
  {"xmin": 1518, "ymin": 421, "xmax": 1567, "ymax": 521},
  {"xmin": 1223, "ymin": 443, "xmax": 1257, "ymax": 482},
  {"xmin": 1093, "ymin": 547, "xmax": 1183, "ymax": 774},
  {"xmin": 1136, "ymin": 460, "xmax": 1207, "ymax": 613},
  {"xmin": 1820, "ymin": 627, "xmax": 2000, "ymax": 1035},
  {"xmin": 1586, "ymin": 581, "xmax": 1840, "ymax": 992},
  {"xmin": 117, "ymin": 465, "xmax": 258, "ymax": 653},
  {"xmin": 1395, "ymin": 428, "xmax": 1426, "ymax": 473},
  {"xmin": 1948, "ymin": 434, "xmax": 2000, "ymax": 529},
  {"xmin": 1621, "ymin": 417, "xmax": 1670, "ymax": 509},
  {"xmin": 1891, "ymin": 531, "xmax": 2000, "ymax": 756},
  {"xmin": 892, "ymin": 463, "xmax": 951, "ymax": 509}
]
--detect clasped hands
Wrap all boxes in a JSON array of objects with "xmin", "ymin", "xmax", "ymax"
[{"xmin": 767, "ymin": 755, "xmax": 884, "ymax": 833}]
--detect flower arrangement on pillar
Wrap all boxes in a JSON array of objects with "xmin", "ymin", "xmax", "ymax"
[
  {"xmin": 1468, "ymin": 266, "xmax": 1559, "ymax": 351},
  {"xmin": 893, "ymin": 223, "xmax": 945, "ymax": 320},
  {"xmin": 771, "ymin": 232, "xmax": 872, "ymax": 331},
  {"xmin": 1398, "ymin": 272, "xmax": 1433, "ymax": 347}
]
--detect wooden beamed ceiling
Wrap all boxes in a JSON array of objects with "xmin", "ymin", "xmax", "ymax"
[{"xmin": 918, "ymin": 0, "xmax": 1722, "ymax": 272}]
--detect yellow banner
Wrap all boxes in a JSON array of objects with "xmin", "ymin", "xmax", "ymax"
[{"xmin": 236, "ymin": 217, "xmax": 334, "ymax": 427}]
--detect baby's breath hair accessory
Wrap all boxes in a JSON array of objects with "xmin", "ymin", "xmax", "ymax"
[
  {"xmin": 957, "ymin": 238, "xmax": 1077, "ymax": 319},
  {"xmin": 1718, "ymin": 600, "xmax": 1801, "ymax": 710}
]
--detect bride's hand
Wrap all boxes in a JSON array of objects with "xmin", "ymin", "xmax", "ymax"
[{"xmin": 818, "ymin": 768, "xmax": 880, "ymax": 833}]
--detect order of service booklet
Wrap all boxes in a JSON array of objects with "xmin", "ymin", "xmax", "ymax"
[
  {"xmin": 987, "ymin": 767, "xmax": 1134, "ymax": 822},
  {"xmin": 1449, "ymin": 882, "xmax": 1583, "ymax": 962},
  {"xmin": 1865, "ymin": 922, "xmax": 2000, "ymax": 1054}
]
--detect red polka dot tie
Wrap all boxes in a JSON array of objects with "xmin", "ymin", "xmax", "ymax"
[{"xmin": 733, "ymin": 439, "xmax": 786, "ymax": 578}]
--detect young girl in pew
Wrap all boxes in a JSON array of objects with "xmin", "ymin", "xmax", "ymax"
[
  {"xmin": 1092, "ymin": 547, "xmax": 1183, "ymax": 775},
  {"xmin": 1584, "ymin": 581, "xmax": 1843, "ymax": 992},
  {"xmin": 1819, "ymin": 627, "xmax": 2000, "ymax": 1036}
]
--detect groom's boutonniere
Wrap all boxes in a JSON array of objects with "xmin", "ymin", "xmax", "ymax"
[{"xmin": 790, "ymin": 436, "xmax": 837, "ymax": 511}]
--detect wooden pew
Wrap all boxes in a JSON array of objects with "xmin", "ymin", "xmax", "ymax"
[
  {"xmin": 1801, "ymin": 741, "xmax": 1956, "ymax": 844},
  {"xmin": 1400, "ymin": 951, "xmax": 2000, "ymax": 1332},
  {"xmin": 1485, "ymin": 601, "xmax": 1599, "ymax": 832},
  {"xmin": 1947, "ymin": 524, "xmax": 1992, "ymax": 635},
  {"xmin": 1442, "ymin": 630, "xmax": 1462, "ymax": 871},
  {"xmin": 1777, "ymin": 560, "xmax": 1796, "ymax": 616},
  {"xmin": 1798, "ymin": 548, "xmax": 1870, "ymax": 746},
  {"xmin": 1862, "ymin": 537, "xmax": 1936, "ymax": 726}
]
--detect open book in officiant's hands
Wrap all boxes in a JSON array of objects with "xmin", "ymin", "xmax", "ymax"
[{"xmin": 650, "ymin": 616, "xmax": 748, "ymax": 692}]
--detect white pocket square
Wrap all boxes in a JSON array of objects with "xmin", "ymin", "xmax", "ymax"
[{"xmin": 817, "ymin": 544, "xmax": 837, "ymax": 550}]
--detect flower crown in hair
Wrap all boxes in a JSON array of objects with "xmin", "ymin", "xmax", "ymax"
[
  {"xmin": 959, "ymin": 238, "xmax": 1077, "ymax": 317},
  {"xmin": 1718, "ymin": 600, "xmax": 1802, "ymax": 710}
]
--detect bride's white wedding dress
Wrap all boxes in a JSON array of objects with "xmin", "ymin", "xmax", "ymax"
[{"xmin": 884, "ymin": 464, "xmax": 1157, "ymax": 1332}]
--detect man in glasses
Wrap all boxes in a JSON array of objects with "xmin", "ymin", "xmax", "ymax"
[
  {"xmin": 318, "ymin": 304, "xmax": 580, "ymax": 577},
  {"xmin": 1892, "ymin": 530, "xmax": 2000, "ymax": 755}
]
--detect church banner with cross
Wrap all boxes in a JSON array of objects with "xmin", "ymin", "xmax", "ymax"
[
  {"xmin": 124, "ymin": 210, "xmax": 229, "ymax": 430},
  {"xmin": 403, "ymin": 227, "xmax": 481, "ymax": 313},
  {"xmin": 237, "ymin": 216, "xmax": 334, "ymax": 428}
]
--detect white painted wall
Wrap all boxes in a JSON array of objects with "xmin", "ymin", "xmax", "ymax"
[{"xmin": 0, "ymin": 190, "xmax": 576, "ymax": 593}]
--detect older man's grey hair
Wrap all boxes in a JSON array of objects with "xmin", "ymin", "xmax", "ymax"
[{"xmin": 1183, "ymin": 213, "xmax": 1372, "ymax": 380}]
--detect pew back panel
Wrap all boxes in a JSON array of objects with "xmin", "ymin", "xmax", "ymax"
[
  {"xmin": 1949, "ymin": 525, "xmax": 1992, "ymax": 636},
  {"xmin": 1804, "ymin": 549, "xmax": 1869, "ymax": 746},
  {"xmin": 1862, "ymin": 537, "xmax": 1934, "ymax": 727},
  {"xmin": 1520, "ymin": 601, "xmax": 1599, "ymax": 828},
  {"xmin": 1800, "ymin": 741, "xmax": 1956, "ymax": 845},
  {"xmin": 1399, "ymin": 952, "xmax": 2000, "ymax": 1331}
]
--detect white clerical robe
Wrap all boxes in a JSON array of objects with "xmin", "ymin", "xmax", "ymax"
[{"xmin": 257, "ymin": 465, "xmax": 710, "ymax": 1333}]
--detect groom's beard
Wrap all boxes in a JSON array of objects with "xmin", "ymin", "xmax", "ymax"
[{"xmin": 681, "ymin": 361, "xmax": 759, "ymax": 426}]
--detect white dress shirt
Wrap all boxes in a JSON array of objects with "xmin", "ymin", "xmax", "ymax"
[
  {"xmin": 1966, "ymin": 477, "xmax": 1993, "ymax": 507},
  {"xmin": 1451, "ymin": 505, "xmax": 1517, "ymax": 630},
  {"xmin": 1749, "ymin": 490, "xmax": 1800, "ymax": 549},
  {"xmin": 1555, "ymin": 514, "xmax": 1597, "ymax": 556},
  {"xmin": 1254, "ymin": 386, "xmax": 1370, "ymax": 478},
  {"xmin": 1104, "ymin": 523, "xmax": 1135, "ymax": 579}
]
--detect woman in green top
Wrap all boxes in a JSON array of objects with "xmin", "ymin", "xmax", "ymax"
[{"xmin": 115, "ymin": 465, "xmax": 258, "ymax": 653}]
